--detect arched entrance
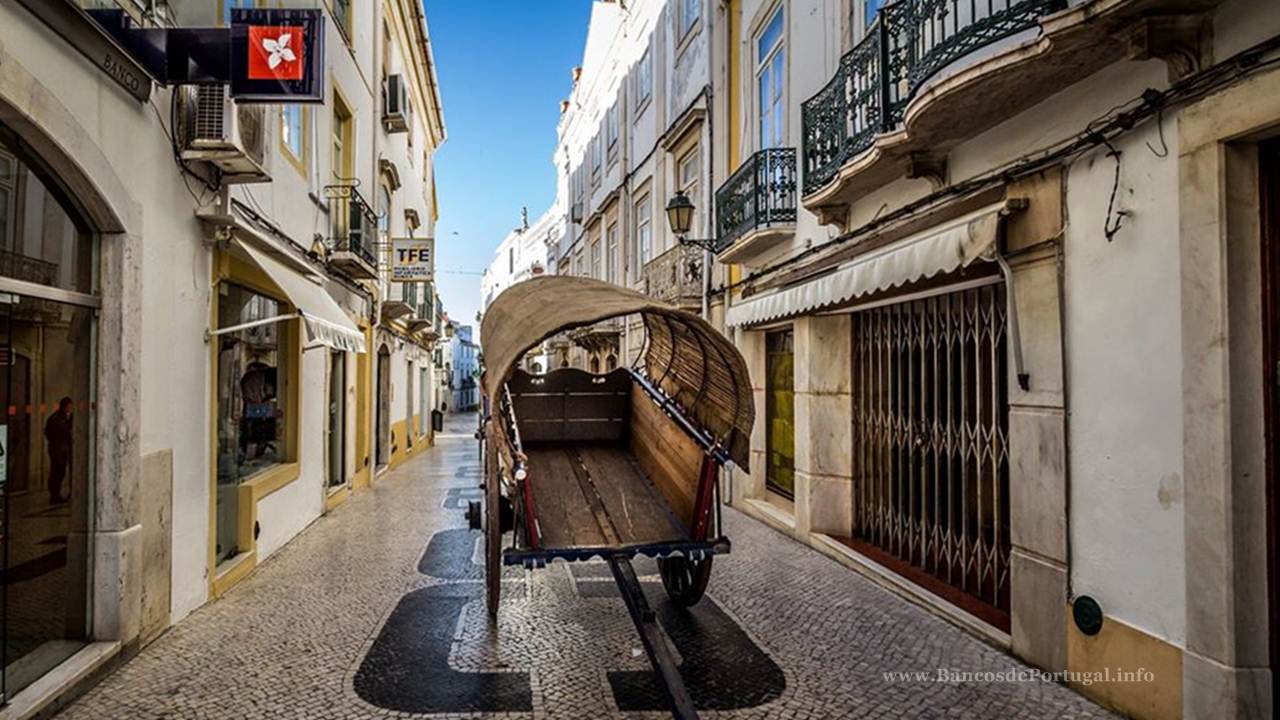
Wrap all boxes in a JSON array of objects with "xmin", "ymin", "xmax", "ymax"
[{"xmin": 375, "ymin": 344, "xmax": 391, "ymax": 469}]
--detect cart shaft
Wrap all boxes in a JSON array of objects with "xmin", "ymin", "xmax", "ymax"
[{"xmin": 608, "ymin": 555, "xmax": 699, "ymax": 720}]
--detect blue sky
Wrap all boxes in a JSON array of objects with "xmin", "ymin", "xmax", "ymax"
[{"xmin": 426, "ymin": 1, "xmax": 592, "ymax": 330}]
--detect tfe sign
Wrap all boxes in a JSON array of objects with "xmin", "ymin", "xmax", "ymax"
[{"xmin": 392, "ymin": 238, "xmax": 436, "ymax": 282}]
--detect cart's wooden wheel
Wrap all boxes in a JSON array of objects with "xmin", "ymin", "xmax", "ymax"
[
  {"xmin": 657, "ymin": 555, "xmax": 712, "ymax": 607},
  {"xmin": 484, "ymin": 437, "xmax": 501, "ymax": 620}
]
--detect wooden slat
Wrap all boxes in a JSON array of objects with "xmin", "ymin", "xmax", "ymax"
[
  {"xmin": 578, "ymin": 446, "xmax": 686, "ymax": 544},
  {"xmin": 524, "ymin": 448, "xmax": 608, "ymax": 547},
  {"xmin": 628, "ymin": 384, "xmax": 702, "ymax": 529}
]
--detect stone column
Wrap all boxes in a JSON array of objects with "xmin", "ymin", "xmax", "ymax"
[
  {"xmin": 92, "ymin": 226, "xmax": 145, "ymax": 648},
  {"xmin": 793, "ymin": 315, "xmax": 853, "ymax": 540},
  {"xmin": 1006, "ymin": 171, "xmax": 1069, "ymax": 673}
]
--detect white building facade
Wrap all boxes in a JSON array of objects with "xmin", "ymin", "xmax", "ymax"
[
  {"xmin": 0, "ymin": 0, "xmax": 448, "ymax": 712},
  {"xmin": 707, "ymin": 0, "xmax": 1280, "ymax": 718},
  {"xmin": 524, "ymin": 1, "xmax": 1280, "ymax": 718}
]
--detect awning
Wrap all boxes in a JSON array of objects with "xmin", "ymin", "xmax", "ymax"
[
  {"xmin": 235, "ymin": 240, "xmax": 367, "ymax": 354},
  {"xmin": 726, "ymin": 202, "xmax": 1010, "ymax": 327}
]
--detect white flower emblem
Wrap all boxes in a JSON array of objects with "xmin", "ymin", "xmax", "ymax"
[{"xmin": 261, "ymin": 33, "xmax": 297, "ymax": 70}]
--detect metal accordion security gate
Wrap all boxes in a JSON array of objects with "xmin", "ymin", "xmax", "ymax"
[{"xmin": 849, "ymin": 281, "xmax": 1011, "ymax": 628}]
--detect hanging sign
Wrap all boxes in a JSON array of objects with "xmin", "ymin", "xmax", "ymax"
[
  {"xmin": 391, "ymin": 238, "xmax": 436, "ymax": 282},
  {"xmin": 230, "ymin": 9, "xmax": 326, "ymax": 103}
]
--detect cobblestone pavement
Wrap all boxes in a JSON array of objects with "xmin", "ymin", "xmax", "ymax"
[{"xmin": 58, "ymin": 413, "xmax": 1115, "ymax": 719}]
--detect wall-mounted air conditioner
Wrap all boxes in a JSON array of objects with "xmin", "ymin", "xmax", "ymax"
[
  {"xmin": 383, "ymin": 74, "xmax": 409, "ymax": 133},
  {"xmin": 178, "ymin": 85, "xmax": 269, "ymax": 184}
]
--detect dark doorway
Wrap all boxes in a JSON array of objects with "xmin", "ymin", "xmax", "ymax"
[
  {"xmin": 327, "ymin": 351, "xmax": 346, "ymax": 489},
  {"xmin": 1260, "ymin": 138, "xmax": 1280, "ymax": 714},
  {"xmin": 376, "ymin": 345, "xmax": 391, "ymax": 468}
]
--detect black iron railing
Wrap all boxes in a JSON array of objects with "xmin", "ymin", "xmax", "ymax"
[
  {"xmin": 324, "ymin": 184, "xmax": 379, "ymax": 268},
  {"xmin": 801, "ymin": 0, "xmax": 1064, "ymax": 196},
  {"xmin": 714, "ymin": 148, "xmax": 797, "ymax": 253}
]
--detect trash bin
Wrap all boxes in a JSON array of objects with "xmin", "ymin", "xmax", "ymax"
[{"xmin": 431, "ymin": 409, "xmax": 444, "ymax": 432}]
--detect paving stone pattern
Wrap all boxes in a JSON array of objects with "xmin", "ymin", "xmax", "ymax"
[{"xmin": 57, "ymin": 413, "xmax": 1116, "ymax": 719}]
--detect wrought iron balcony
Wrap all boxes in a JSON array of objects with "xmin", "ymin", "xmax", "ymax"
[
  {"xmin": 643, "ymin": 244, "xmax": 703, "ymax": 309},
  {"xmin": 324, "ymin": 184, "xmax": 380, "ymax": 279},
  {"xmin": 714, "ymin": 148, "xmax": 797, "ymax": 256},
  {"xmin": 801, "ymin": 0, "xmax": 1064, "ymax": 196}
]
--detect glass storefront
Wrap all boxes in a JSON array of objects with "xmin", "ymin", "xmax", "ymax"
[
  {"xmin": 0, "ymin": 132, "xmax": 98, "ymax": 699},
  {"xmin": 215, "ymin": 284, "xmax": 291, "ymax": 566}
]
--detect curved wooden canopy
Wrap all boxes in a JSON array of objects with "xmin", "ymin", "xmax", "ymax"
[{"xmin": 480, "ymin": 276, "xmax": 753, "ymax": 469}]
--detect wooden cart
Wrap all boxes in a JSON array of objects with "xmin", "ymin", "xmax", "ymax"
[{"xmin": 474, "ymin": 277, "xmax": 754, "ymax": 720}]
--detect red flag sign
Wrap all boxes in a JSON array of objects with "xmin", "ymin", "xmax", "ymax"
[{"xmin": 247, "ymin": 25, "xmax": 305, "ymax": 81}]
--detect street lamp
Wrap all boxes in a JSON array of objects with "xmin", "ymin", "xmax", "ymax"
[
  {"xmin": 664, "ymin": 191, "xmax": 716, "ymax": 253},
  {"xmin": 665, "ymin": 190, "xmax": 695, "ymax": 237}
]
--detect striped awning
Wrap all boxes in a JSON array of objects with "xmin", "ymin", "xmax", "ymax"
[{"xmin": 726, "ymin": 203, "xmax": 1009, "ymax": 327}]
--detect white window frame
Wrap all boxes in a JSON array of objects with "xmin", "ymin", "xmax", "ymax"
[
  {"xmin": 606, "ymin": 105, "xmax": 620, "ymax": 165},
  {"xmin": 676, "ymin": 146, "xmax": 702, "ymax": 239},
  {"xmin": 635, "ymin": 47, "xmax": 653, "ymax": 113},
  {"xmin": 606, "ymin": 222, "xmax": 619, "ymax": 284},
  {"xmin": 755, "ymin": 4, "xmax": 787, "ymax": 151},
  {"xmin": 634, "ymin": 192, "xmax": 652, "ymax": 274},
  {"xmin": 678, "ymin": 0, "xmax": 702, "ymax": 41}
]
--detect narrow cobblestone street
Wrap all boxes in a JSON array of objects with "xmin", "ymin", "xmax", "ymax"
[{"xmin": 58, "ymin": 414, "xmax": 1114, "ymax": 719}]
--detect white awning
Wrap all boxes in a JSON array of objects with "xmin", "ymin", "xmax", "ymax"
[
  {"xmin": 236, "ymin": 240, "xmax": 367, "ymax": 354},
  {"xmin": 726, "ymin": 203, "xmax": 1009, "ymax": 327}
]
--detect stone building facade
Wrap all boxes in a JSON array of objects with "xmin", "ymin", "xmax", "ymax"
[{"xmin": 0, "ymin": 0, "xmax": 448, "ymax": 714}]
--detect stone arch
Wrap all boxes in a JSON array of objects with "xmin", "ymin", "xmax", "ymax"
[{"xmin": 0, "ymin": 48, "xmax": 144, "ymax": 650}]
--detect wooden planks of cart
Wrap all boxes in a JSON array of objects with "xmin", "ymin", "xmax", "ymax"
[{"xmin": 474, "ymin": 277, "xmax": 754, "ymax": 720}]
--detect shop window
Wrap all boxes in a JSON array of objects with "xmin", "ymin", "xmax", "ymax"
[
  {"xmin": 215, "ymin": 284, "xmax": 294, "ymax": 563},
  {"xmin": 0, "ymin": 131, "xmax": 98, "ymax": 699}
]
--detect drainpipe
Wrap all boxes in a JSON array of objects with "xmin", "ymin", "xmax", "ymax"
[{"xmin": 702, "ymin": 84, "xmax": 714, "ymax": 321}]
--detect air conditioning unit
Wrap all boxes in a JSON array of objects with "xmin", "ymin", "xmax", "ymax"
[
  {"xmin": 383, "ymin": 74, "xmax": 409, "ymax": 133},
  {"xmin": 178, "ymin": 85, "xmax": 269, "ymax": 183}
]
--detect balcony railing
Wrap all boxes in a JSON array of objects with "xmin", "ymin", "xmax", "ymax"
[
  {"xmin": 714, "ymin": 148, "xmax": 798, "ymax": 253},
  {"xmin": 644, "ymin": 244, "xmax": 703, "ymax": 308},
  {"xmin": 801, "ymin": 0, "xmax": 1064, "ymax": 196},
  {"xmin": 324, "ymin": 184, "xmax": 379, "ymax": 275}
]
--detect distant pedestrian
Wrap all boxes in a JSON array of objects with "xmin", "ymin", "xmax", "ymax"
[{"xmin": 44, "ymin": 397, "xmax": 73, "ymax": 504}]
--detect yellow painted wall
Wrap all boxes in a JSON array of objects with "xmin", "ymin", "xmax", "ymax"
[
  {"xmin": 727, "ymin": 0, "xmax": 743, "ymax": 290},
  {"xmin": 352, "ymin": 324, "xmax": 373, "ymax": 489},
  {"xmin": 1066, "ymin": 604, "xmax": 1183, "ymax": 720}
]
